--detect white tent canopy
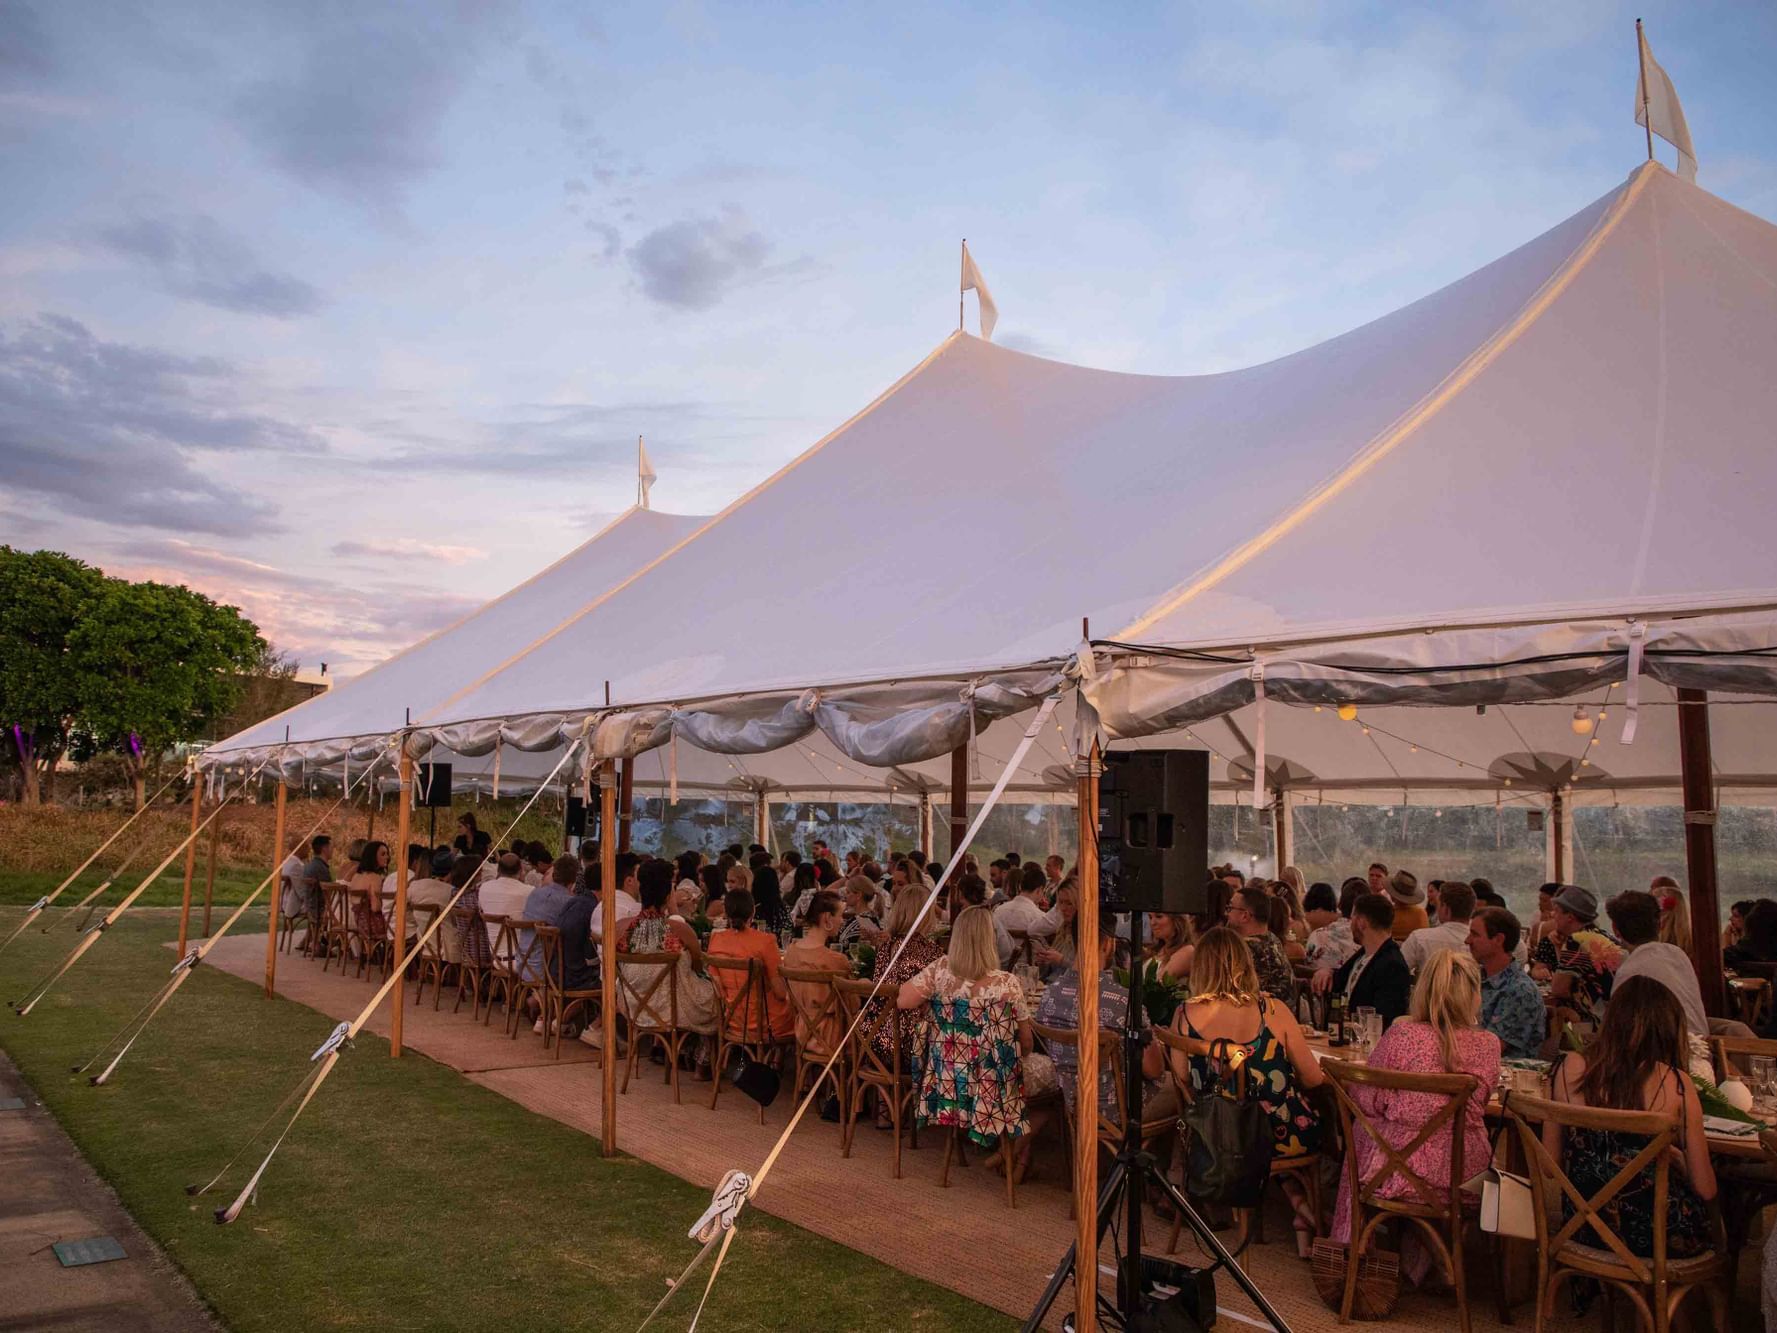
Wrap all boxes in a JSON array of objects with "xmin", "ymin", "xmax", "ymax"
[{"xmin": 203, "ymin": 161, "xmax": 1777, "ymax": 818}]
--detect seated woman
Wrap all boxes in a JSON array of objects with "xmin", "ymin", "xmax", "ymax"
[
  {"xmin": 1169, "ymin": 926, "xmax": 1326, "ymax": 1256},
  {"xmin": 782, "ymin": 890, "xmax": 853, "ymax": 1054},
  {"xmin": 1148, "ymin": 911, "xmax": 1197, "ymax": 984},
  {"xmin": 704, "ymin": 888, "xmax": 794, "ymax": 1042},
  {"xmin": 1544, "ymin": 975, "xmax": 1717, "ymax": 1258},
  {"xmin": 1725, "ymin": 899, "xmax": 1777, "ymax": 968},
  {"xmin": 347, "ymin": 840, "xmax": 391, "ymax": 948},
  {"xmin": 861, "ymin": 883, "xmax": 946, "ymax": 1123},
  {"xmin": 897, "ymin": 905, "xmax": 1051, "ymax": 1151},
  {"xmin": 617, "ymin": 860, "xmax": 718, "ymax": 1040},
  {"xmin": 1330, "ymin": 950, "xmax": 1500, "ymax": 1281},
  {"xmin": 449, "ymin": 855, "xmax": 493, "ymax": 971},
  {"xmin": 836, "ymin": 874, "xmax": 885, "ymax": 949}
]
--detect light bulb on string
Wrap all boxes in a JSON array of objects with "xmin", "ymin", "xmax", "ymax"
[
  {"xmin": 1337, "ymin": 703, "xmax": 1358, "ymax": 722},
  {"xmin": 1570, "ymin": 706, "xmax": 1594, "ymax": 736}
]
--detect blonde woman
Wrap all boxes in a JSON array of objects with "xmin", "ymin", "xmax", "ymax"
[
  {"xmin": 898, "ymin": 905, "xmax": 1052, "ymax": 1148},
  {"xmin": 1653, "ymin": 878, "xmax": 1692, "ymax": 953},
  {"xmin": 1276, "ymin": 866, "xmax": 1311, "ymax": 944},
  {"xmin": 1170, "ymin": 926, "xmax": 1325, "ymax": 1254},
  {"xmin": 1149, "ymin": 912, "xmax": 1197, "ymax": 983},
  {"xmin": 1032, "ymin": 879, "xmax": 1080, "ymax": 975},
  {"xmin": 1329, "ymin": 950, "xmax": 1500, "ymax": 1279}
]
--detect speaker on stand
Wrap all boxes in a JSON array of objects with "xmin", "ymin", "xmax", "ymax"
[{"xmin": 417, "ymin": 762, "xmax": 453, "ymax": 846}]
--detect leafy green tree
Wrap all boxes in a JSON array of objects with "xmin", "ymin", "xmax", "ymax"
[
  {"xmin": 69, "ymin": 580, "xmax": 266, "ymax": 808},
  {"xmin": 0, "ymin": 547, "xmax": 106, "ymax": 804}
]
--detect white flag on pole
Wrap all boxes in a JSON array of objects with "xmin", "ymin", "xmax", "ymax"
[
  {"xmin": 637, "ymin": 436, "xmax": 657, "ymax": 509},
  {"xmin": 960, "ymin": 241, "xmax": 998, "ymax": 341},
  {"xmin": 1636, "ymin": 25, "xmax": 1698, "ymax": 182}
]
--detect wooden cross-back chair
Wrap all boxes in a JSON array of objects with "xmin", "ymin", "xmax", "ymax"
[
  {"xmin": 616, "ymin": 949, "xmax": 686, "ymax": 1096},
  {"xmin": 1710, "ymin": 1031, "xmax": 1777, "ymax": 1082},
  {"xmin": 504, "ymin": 919, "xmax": 550, "ymax": 1041},
  {"xmin": 930, "ymin": 994, "xmax": 1023, "ymax": 1208},
  {"xmin": 343, "ymin": 886, "xmax": 391, "ymax": 980},
  {"xmin": 1323, "ymin": 1059, "xmax": 1481, "ymax": 1333},
  {"xmin": 1504, "ymin": 1093, "xmax": 1728, "ymax": 1333},
  {"xmin": 1154, "ymin": 1023, "xmax": 1324, "ymax": 1256},
  {"xmin": 531, "ymin": 925, "xmax": 601, "ymax": 1061},
  {"xmin": 317, "ymin": 883, "xmax": 352, "ymax": 972},
  {"xmin": 402, "ymin": 903, "xmax": 441, "ymax": 1002},
  {"xmin": 780, "ymin": 965, "xmax": 850, "ymax": 1136},
  {"xmin": 449, "ymin": 905, "xmax": 489, "ymax": 1018},
  {"xmin": 706, "ymin": 955, "xmax": 786, "ymax": 1124},
  {"xmin": 480, "ymin": 915, "xmax": 524, "ymax": 1032},
  {"xmin": 834, "ymin": 977, "xmax": 921, "ymax": 1176},
  {"xmin": 276, "ymin": 868, "xmax": 309, "ymax": 954}
]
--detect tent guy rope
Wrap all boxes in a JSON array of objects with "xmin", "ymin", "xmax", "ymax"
[
  {"xmin": 0, "ymin": 765, "xmax": 188, "ymax": 956},
  {"xmin": 11, "ymin": 756, "xmax": 275, "ymax": 1017},
  {"xmin": 189, "ymin": 736, "xmax": 583, "ymax": 1225},
  {"xmin": 75, "ymin": 751, "xmax": 393, "ymax": 1087},
  {"xmin": 637, "ymin": 694, "xmax": 1061, "ymax": 1332}
]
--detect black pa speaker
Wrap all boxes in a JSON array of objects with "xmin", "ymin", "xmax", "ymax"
[
  {"xmin": 416, "ymin": 762, "xmax": 453, "ymax": 809},
  {"xmin": 564, "ymin": 796, "xmax": 588, "ymax": 837},
  {"xmin": 1098, "ymin": 749, "xmax": 1209, "ymax": 915}
]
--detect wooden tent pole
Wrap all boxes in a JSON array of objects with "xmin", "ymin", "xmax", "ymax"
[
  {"xmin": 1550, "ymin": 789, "xmax": 1567, "ymax": 883},
  {"xmin": 599, "ymin": 761, "xmax": 619, "ymax": 1155},
  {"xmin": 178, "ymin": 779, "xmax": 201, "ymax": 954},
  {"xmin": 949, "ymin": 741, "xmax": 969, "ymax": 859},
  {"xmin": 201, "ymin": 800, "xmax": 222, "ymax": 938},
  {"xmin": 617, "ymin": 756, "xmax": 634, "ymax": 852},
  {"xmin": 263, "ymin": 781, "xmax": 286, "ymax": 998},
  {"xmin": 390, "ymin": 754, "xmax": 414, "ymax": 1055},
  {"xmin": 1677, "ymin": 688, "xmax": 1727, "ymax": 1016},
  {"xmin": 1072, "ymin": 741, "xmax": 1102, "ymax": 1333}
]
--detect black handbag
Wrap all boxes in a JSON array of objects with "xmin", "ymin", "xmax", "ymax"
[{"xmin": 1181, "ymin": 1037, "xmax": 1273, "ymax": 1207}]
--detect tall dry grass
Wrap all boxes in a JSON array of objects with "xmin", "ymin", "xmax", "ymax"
[{"xmin": 0, "ymin": 796, "xmax": 571, "ymax": 876}]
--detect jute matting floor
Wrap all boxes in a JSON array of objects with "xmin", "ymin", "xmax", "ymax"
[{"xmin": 204, "ymin": 936, "xmax": 1761, "ymax": 1331}]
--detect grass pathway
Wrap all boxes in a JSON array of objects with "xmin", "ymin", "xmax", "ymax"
[{"xmin": 0, "ymin": 902, "xmax": 1012, "ymax": 1333}]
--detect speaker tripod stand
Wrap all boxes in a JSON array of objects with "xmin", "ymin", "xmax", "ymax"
[{"xmin": 1021, "ymin": 908, "xmax": 1291, "ymax": 1333}]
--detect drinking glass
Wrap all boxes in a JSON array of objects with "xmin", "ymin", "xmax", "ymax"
[
  {"xmin": 1363, "ymin": 1012, "xmax": 1384, "ymax": 1054},
  {"xmin": 1354, "ymin": 1007, "xmax": 1377, "ymax": 1056},
  {"xmin": 1753, "ymin": 1056, "xmax": 1777, "ymax": 1114}
]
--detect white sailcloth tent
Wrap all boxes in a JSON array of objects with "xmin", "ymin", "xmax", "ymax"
[{"xmin": 202, "ymin": 162, "xmax": 1777, "ymax": 842}]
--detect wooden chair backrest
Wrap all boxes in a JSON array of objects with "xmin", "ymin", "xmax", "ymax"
[
  {"xmin": 1323, "ymin": 1059, "xmax": 1478, "ymax": 1217},
  {"xmin": 407, "ymin": 903, "xmax": 441, "ymax": 957},
  {"xmin": 780, "ymin": 965, "xmax": 846, "ymax": 1056},
  {"xmin": 506, "ymin": 919, "xmax": 545, "ymax": 981},
  {"xmin": 835, "ymin": 976, "xmax": 907, "ymax": 1081},
  {"xmin": 1152, "ymin": 1021, "xmax": 1241, "ymax": 1102},
  {"xmin": 320, "ymin": 883, "xmax": 350, "ymax": 930},
  {"xmin": 617, "ymin": 950, "xmax": 680, "ymax": 1030},
  {"xmin": 706, "ymin": 955, "xmax": 769, "ymax": 1046},
  {"xmin": 1032, "ymin": 1020, "xmax": 1124, "ymax": 1138},
  {"xmin": 484, "ymin": 914, "xmax": 518, "ymax": 973},
  {"xmin": 1711, "ymin": 1032, "xmax": 1777, "ymax": 1081},
  {"xmin": 1504, "ymin": 1091, "xmax": 1682, "ymax": 1284}
]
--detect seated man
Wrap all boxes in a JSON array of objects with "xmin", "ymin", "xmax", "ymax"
[
  {"xmin": 1467, "ymin": 907, "xmax": 1546, "ymax": 1059},
  {"xmin": 993, "ymin": 863, "xmax": 1059, "ymax": 965},
  {"xmin": 1035, "ymin": 916, "xmax": 1175, "ymax": 1124},
  {"xmin": 1606, "ymin": 890, "xmax": 1708, "ymax": 1040},
  {"xmin": 1401, "ymin": 880, "xmax": 1477, "ymax": 971},
  {"xmin": 406, "ymin": 848, "xmax": 460, "ymax": 961},
  {"xmin": 477, "ymin": 852, "xmax": 535, "ymax": 952},
  {"xmin": 519, "ymin": 855, "xmax": 581, "ymax": 982},
  {"xmin": 1312, "ymin": 893, "xmax": 1412, "ymax": 1028},
  {"xmin": 1303, "ymin": 881, "xmax": 1359, "ymax": 973}
]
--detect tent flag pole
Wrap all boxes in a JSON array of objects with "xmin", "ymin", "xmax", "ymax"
[
  {"xmin": 178, "ymin": 778, "xmax": 202, "ymax": 955},
  {"xmin": 1072, "ymin": 739, "xmax": 1103, "ymax": 1333},
  {"xmin": 959, "ymin": 239, "xmax": 965, "ymax": 331},
  {"xmin": 599, "ymin": 760, "xmax": 619, "ymax": 1156},
  {"xmin": 390, "ymin": 751, "xmax": 414, "ymax": 1056},
  {"xmin": 264, "ymin": 777, "xmax": 287, "ymax": 997},
  {"xmin": 1637, "ymin": 19, "xmax": 1654, "ymax": 161}
]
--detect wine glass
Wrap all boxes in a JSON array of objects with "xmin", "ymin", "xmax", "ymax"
[{"xmin": 1354, "ymin": 1007, "xmax": 1377, "ymax": 1056}]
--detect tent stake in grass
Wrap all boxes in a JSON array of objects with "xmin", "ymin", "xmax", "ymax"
[{"xmin": 56, "ymin": 839, "xmax": 149, "ymax": 934}]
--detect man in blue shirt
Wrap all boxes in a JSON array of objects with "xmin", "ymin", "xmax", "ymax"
[{"xmin": 1468, "ymin": 906, "xmax": 1546, "ymax": 1059}]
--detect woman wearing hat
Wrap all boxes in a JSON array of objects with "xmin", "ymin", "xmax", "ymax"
[
  {"xmin": 1528, "ymin": 884, "xmax": 1623, "ymax": 1023},
  {"xmin": 1386, "ymin": 870, "xmax": 1430, "ymax": 942}
]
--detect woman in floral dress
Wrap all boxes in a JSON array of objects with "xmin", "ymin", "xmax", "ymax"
[{"xmin": 897, "ymin": 905, "xmax": 1049, "ymax": 1148}]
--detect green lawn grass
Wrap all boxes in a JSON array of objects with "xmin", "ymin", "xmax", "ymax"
[
  {"xmin": 0, "ymin": 866, "xmax": 269, "ymax": 909},
  {"xmin": 0, "ymin": 892, "xmax": 1012, "ymax": 1333}
]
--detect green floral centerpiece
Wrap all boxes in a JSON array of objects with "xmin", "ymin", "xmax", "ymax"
[
  {"xmin": 1111, "ymin": 961, "xmax": 1188, "ymax": 1026},
  {"xmin": 851, "ymin": 943, "xmax": 876, "ymax": 977}
]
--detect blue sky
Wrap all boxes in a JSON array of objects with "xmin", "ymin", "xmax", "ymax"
[{"xmin": 3, "ymin": 0, "xmax": 1773, "ymax": 673}]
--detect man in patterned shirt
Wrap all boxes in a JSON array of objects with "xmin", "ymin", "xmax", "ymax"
[
  {"xmin": 1033, "ymin": 919, "xmax": 1175, "ymax": 1120},
  {"xmin": 1227, "ymin": 885, "xmax": 1295, "ymax": 1003},
  {"xmin": 1528, "ymin": 884, "xmax": 1620, "ymax": 1023},
  {"xmin": 1468, "ymin": 906, "xmax": 1547, "ymax": 1059}
]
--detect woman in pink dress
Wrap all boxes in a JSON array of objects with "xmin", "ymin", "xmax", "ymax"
[{"xmin": 1330, "ymin": 949, "xmax": 1500, "ymax": 1281}]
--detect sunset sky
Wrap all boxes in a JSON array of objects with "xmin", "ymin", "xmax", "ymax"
[{"xmin": 4, "ymin": 1, "xmax": 1774, "ymax": 676}]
